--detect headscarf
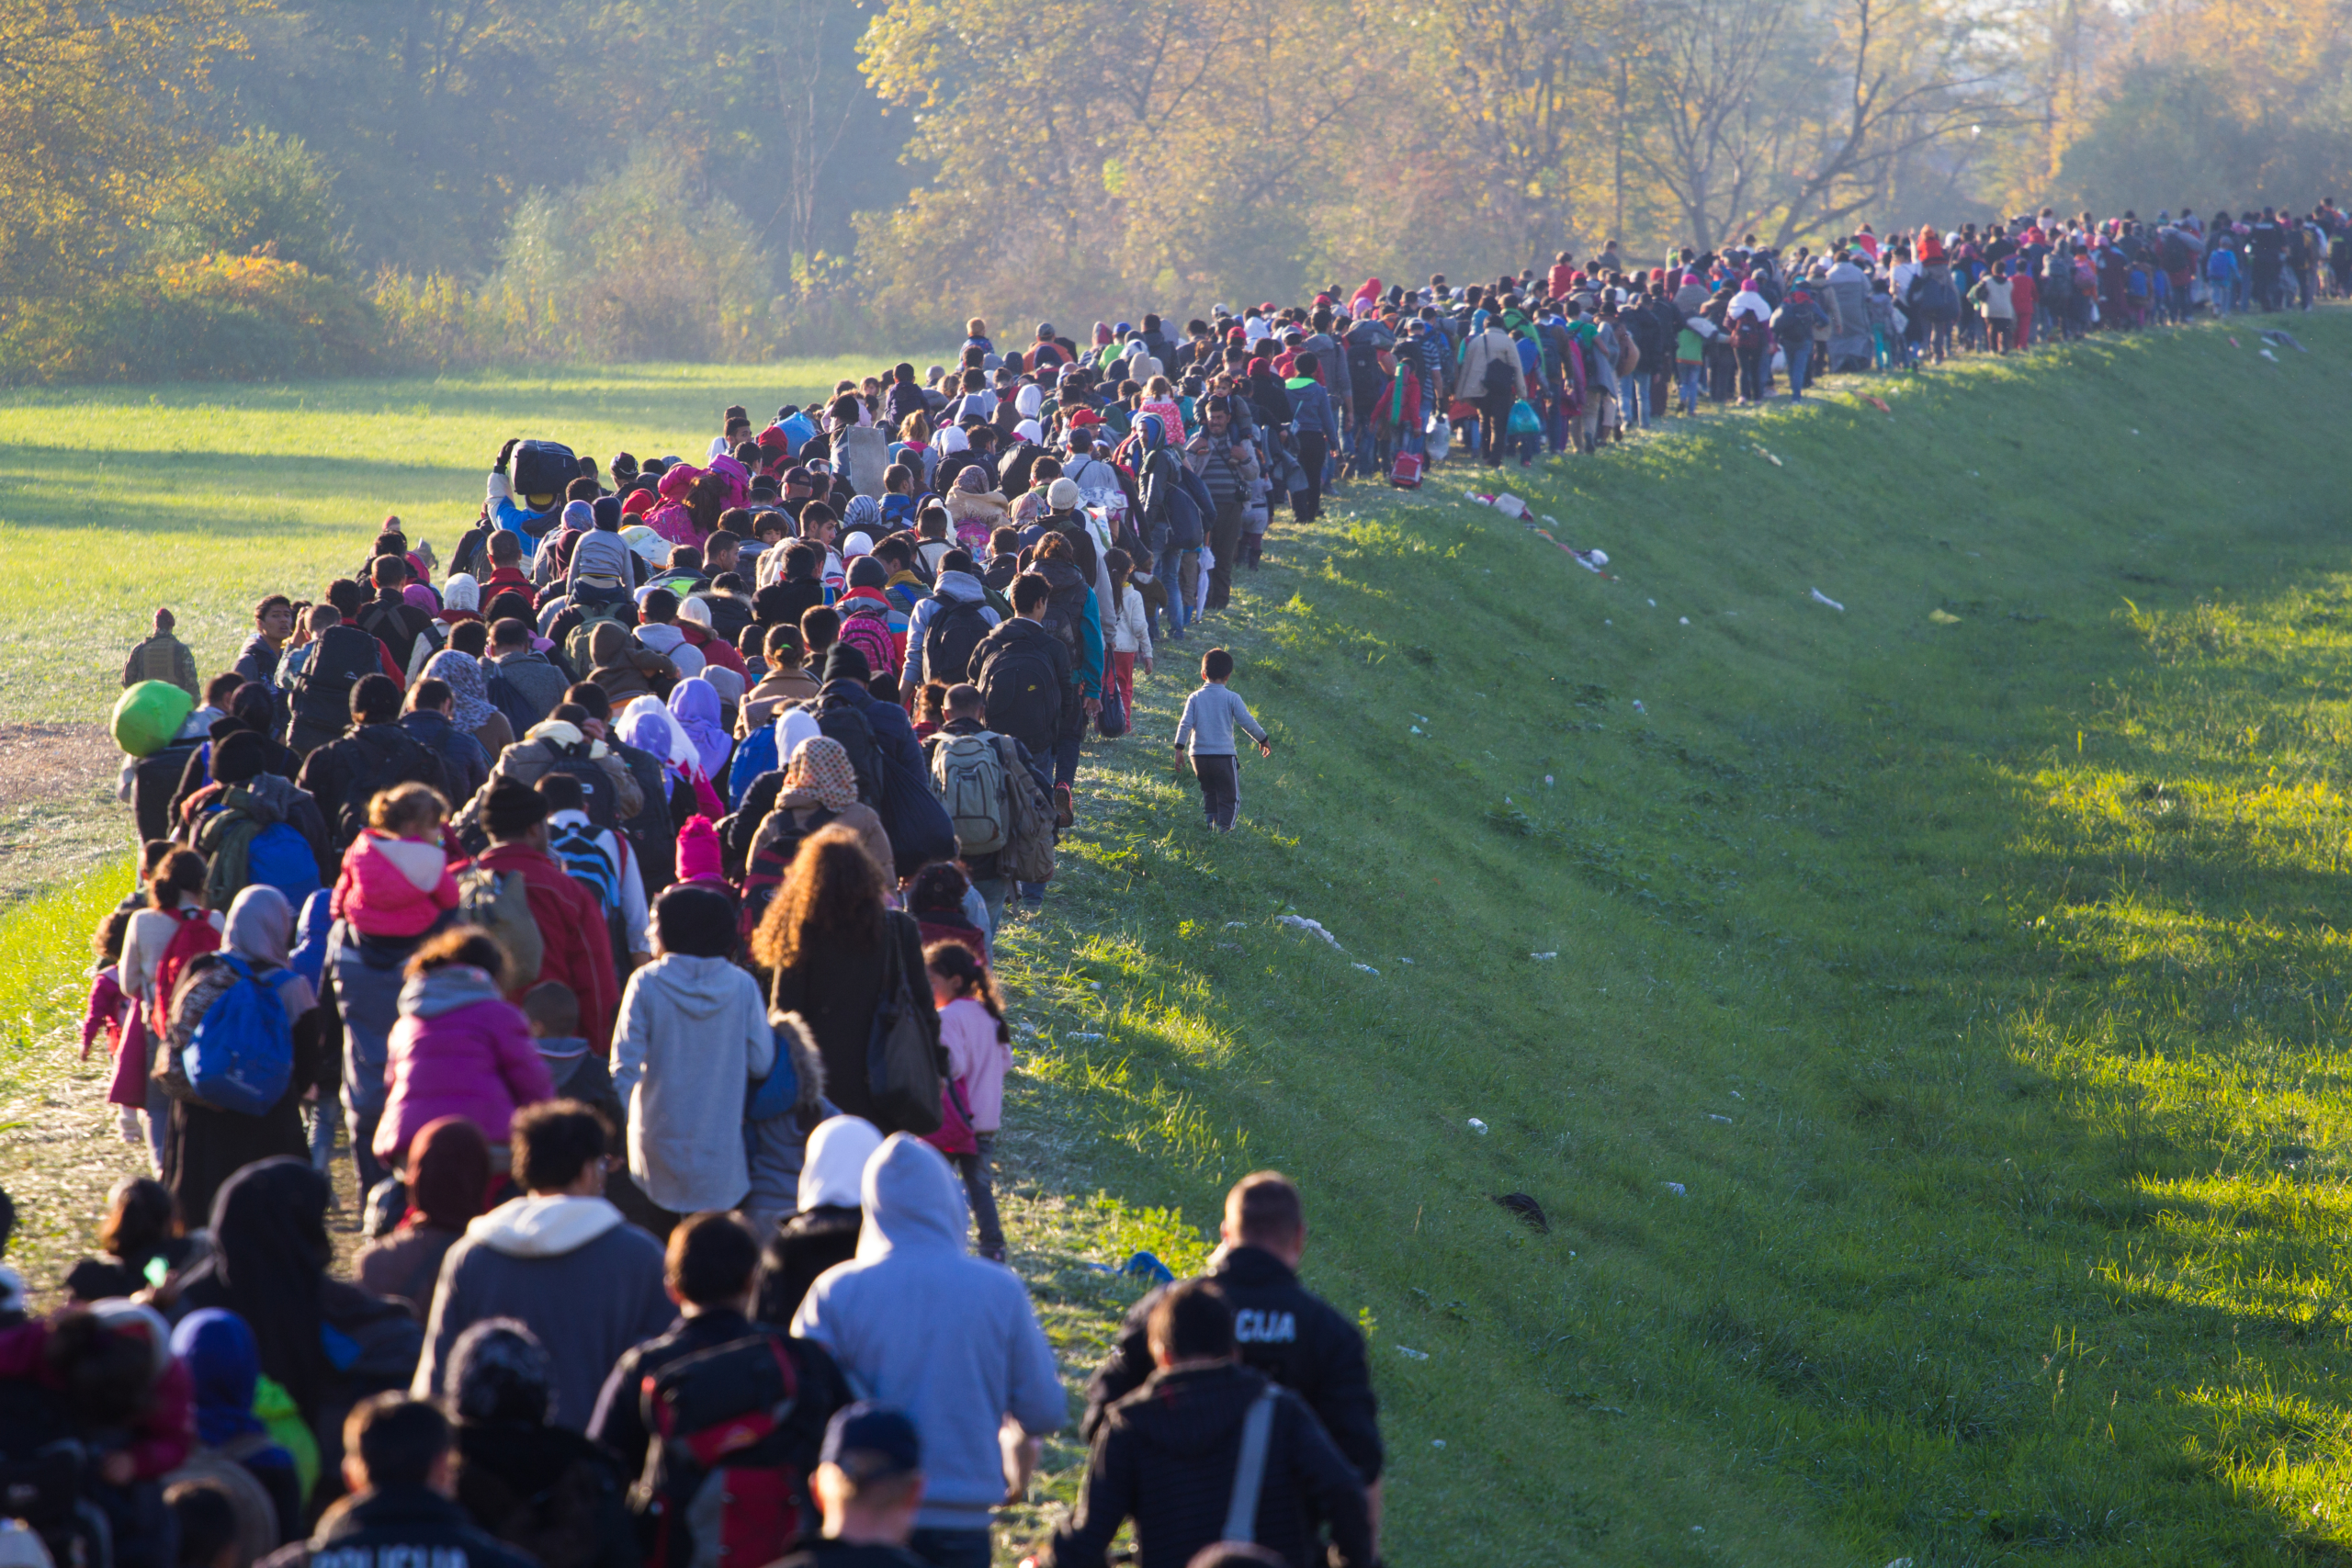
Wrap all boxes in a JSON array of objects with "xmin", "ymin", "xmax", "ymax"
[
  {"xmin": 443, "ymin": 574, "xmax": 481, "ymax": 615},
  {"xmin": 404, "ymin": 1115, "xmax": 492, "ymax": 1233},
  {"xmin": 180, "ymin": 1157, "xmax": 331, "ymax": 1418},
  {"xmin": 798, "ymin": 1115, "xmax": 884, "ymax": 1213},
  {"xmin": 785, "ymin": 735, "xmax": 861, "ymax": 813},
  {"xmin": 778, "ymin": 706, "xmax": 821, "ymax": 764},
  {"xmin": 424, "ymin": 649, "xmax": 500, "ymax": 734},
  {"xmin": 401, "ymin": 583, "xmax": 438, "ymax": 615},
  {"xmin": 1136, "ymin": 413, "xmax": 1167, "ymax": 451},
  {"xmin": 1012, "ymin": 419, "xmax": 1043, "ymax": 446},
  {"xmin": 843, "ymin": 494, "xmax": 882, "ymax": 536},
  {"xmin": 170, "ymin": 1309, "xmax": 269, "ymax": 1448},
  {"xmin": 935, "ymin": 426, "xmax": 970, "ymax": 457},
  {"xmin": 1014, "ymin": 385, "xmax": 1043, "ymax": 421},
  {"xmin": 667, "ymin": 678, "xmax": 731, "ymax": 782},
  {"xmin": 225, "ymin": 884, "xmax": 293, "ymax": 967},
  {"xmin": 617, "ymin": 694, "xmax": 717, "ymax": 817}
]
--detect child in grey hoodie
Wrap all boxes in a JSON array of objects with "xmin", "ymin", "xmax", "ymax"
[
  {"xmin": 1171, "ymin": 646, "xmax": 1272, "ymax": 831},
  {"xmin": 611, "ymin": 885, "xmax": 773, "ymax": 1217}
]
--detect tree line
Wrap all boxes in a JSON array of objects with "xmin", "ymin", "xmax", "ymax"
[{"xmin": 0, "ymin": 0, "xmax": 2346, "ymax": 379}]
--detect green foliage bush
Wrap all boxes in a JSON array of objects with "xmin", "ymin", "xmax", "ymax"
[{"xmin": 0, "ymin": 254, "xmax": 378, "ymax": 386}]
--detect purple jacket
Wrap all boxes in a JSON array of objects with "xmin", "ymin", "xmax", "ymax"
[{"xmin": 375, "ymin": 964, "xmax": 555, "ymax": 1159}]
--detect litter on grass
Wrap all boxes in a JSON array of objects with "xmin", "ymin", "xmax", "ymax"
[
  {"xmin": 1224, "ymin": 921, "xmax": 1247, "ymax": 928},
  {"xmin": 1679, "ymin": 616, "xmax": 1690, "ymax": 625},
  {"xmin": 1397, "ymin": 957, "xmax": 1415, "ymax": 964},
  {"xmin": 1864, "ymin": 395, "xmax": 1892, "ymax": 412},
  {"xmin": 1276, "ymin": 915, "xmax": 1343, "ymax": 949},
  {"xmin": 1494, "ymin": 1192, "xmax": 1550, "ymax": 1233},
  {"xmin": 1663, "ymin": 1182, "xmax": 1688, "ymax": 1197},
  {"xmin": 1929, "ymin": 608, "xmax": 1962, "ymax": 625},
  {"xmin": 1410, "ymin": 724, "xmax": 1423, "ymax": 735},
  {"xmin": 1531, "ymin": 952, "xmax": 1559, "ymax": 960},
  {"xmin": 1467, "ymin": 1118, "xmax": 1489, "ymax": 1134},
  {"xmin": 1810, "ymin": 588, "xmax": 1846, "ymax": 612},
  {"xmin": 1631, "ymin": 699, "xmax": 1646, "ymax": 714},
  {"xmin": 2260, "ymin": 348, "xmax": 2279, "ymax": 363},
  {"xmin": 1352, "ymin": 963, "xmax": 1381, "ymax": 976},
  {"xmin": 1070, "ymin": 1032, "xmax": 1105, "ymax": 1042},
  {"xmin": 1432, "ymin": 1439, "xmax": 1447, "ymax": 1450},
  {"xmin": 1707, "ymin": 1113, "xmax": 1733, "ymax": 1123},
  {"xmin": 1397, "ymin": 1347, "xmax": 1430, "ymax": 1361},
  {"xmin": 2263, "ymin": 329, "xmax": 2309, "ymax": 353}
]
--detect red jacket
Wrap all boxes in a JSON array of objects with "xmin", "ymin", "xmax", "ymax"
[
  {"xmin": 0, "ymin": 1318, "xmax": 194, "ymax": 1480},
  {"xmin": 679, "ymin": 622, "xmax": 747, "ymax": 677},
  {"xmin": 469, "ymin": 841, "xmax": 620, "ymax": 1051},
  {"xmin": 1548, "ymin": 262, "xmax": 1575, "ymax": 298}
]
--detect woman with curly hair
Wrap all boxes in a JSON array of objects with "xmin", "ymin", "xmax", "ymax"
[{"xmin": 752, "ymin": 824, "xmax": 937, "ymax": 1133}]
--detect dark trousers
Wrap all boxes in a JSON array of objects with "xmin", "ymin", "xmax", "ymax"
[
  {"xmin": 1479, "ymin": 389, "xmax": 1513, "ymax": 462},
  {"xmin": 1293, "ymin": 432, "xmax": 1328, "ymax": 520},
  {"xmin": 1207, "ymin": 499, "xmax": 1244, "ymax": 609},
  {"xmin": 1193, "ymin": 752, "xmax": 1240, "ymax": 828},
  {"xmin": 954, "ymin": 1131, "xmax": 1003, "ymax": 1255}
]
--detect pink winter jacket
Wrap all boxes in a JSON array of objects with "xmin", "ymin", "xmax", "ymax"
[
  {"xmin": 374, "ymin": 964, "xmax": 555, "ymax": 1159},
  {"xmin": 333, "ymin": 831, "xmax": 460, "ymax": 939}
]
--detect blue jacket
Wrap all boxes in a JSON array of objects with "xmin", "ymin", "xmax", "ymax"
[{"xmin": 1285, "ymin": 378, "xmax": 1338, "ymax": 437}]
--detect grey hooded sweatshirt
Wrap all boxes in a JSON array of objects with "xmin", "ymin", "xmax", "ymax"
[
  {"xmin": 612, "ymin": 952, "xmax": 775, "ymax": 1213},
  {"xmin": 792, "ymin": 1134, "xmax": 1066, "ymax": 1531}
]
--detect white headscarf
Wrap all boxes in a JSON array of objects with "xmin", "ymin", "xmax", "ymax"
[
  {"xmin": 935, "ymin": 426, "xmax": 970, "ymax": 457},
  {"xmin": 443, "ymin": 573, "xmax": 481, "ymax": 614},
  {"xmin": 798, "ymin": 1116, "xmax": 885, "ymax": 1213},
  {"xmin": 1014, "ymin": 384, "xmax": 1043, "ymax": 420},
  {"xmin": 1012, "ymin": 419, "xmax": 1043, "ymax": 445}
]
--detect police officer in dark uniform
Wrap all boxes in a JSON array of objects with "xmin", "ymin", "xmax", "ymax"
[
  {"xmin": 261, "ymin": 1396, "xmax": 538, "ymax": 1568},
  {"xmin": 1080, "ymin": 1172, "xmax": 1385, "ymax": 1542}
]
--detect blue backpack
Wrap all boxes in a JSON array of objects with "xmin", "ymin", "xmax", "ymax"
[
  {"xmin": 186, "ymin": 957, "xmax": 295, "ymax": 1116},
  {"xmin": 246, "ymin": 822, "xmax": 323, "ymax": 906},
  {"xmin": 730, "ymin": 725, "xmax": 781, "ymax": 811}
]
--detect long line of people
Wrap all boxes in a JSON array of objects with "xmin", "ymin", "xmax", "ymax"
[{"xmin": 24, "ymin": 195, "xmax": 2343, "ymax": 1568}]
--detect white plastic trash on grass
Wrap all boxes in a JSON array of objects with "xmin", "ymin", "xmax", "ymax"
[
  {"xmin": 1352, "ymin": 963, "xmax": 1380, "ymax": 976},
  {"xmin": 1810, "ymin": 588, "xmax": 1846, "ymax": 611},
  {"xmin": 1467, "ymin": 1118, "xmax": 1489, "ymax": 1134},
  {"xmin": 1397, "ymin": 1347, "xmax": 1430, "ymax": 1361},
  {"xmin": 1276, "ymin": 914, "xmax": 1344, "ymax": 949}
]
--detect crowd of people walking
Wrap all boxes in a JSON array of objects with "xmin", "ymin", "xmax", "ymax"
[{"xmin": 5, "ymin": 197, "xmax": 2342, "ymax": 1568}]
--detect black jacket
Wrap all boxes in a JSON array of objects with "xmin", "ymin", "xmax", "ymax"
[
  {"xmin": 1046, "ymin": 1362, "xmax": 1372, "ymax": 1568},
  {"xmin": 586, "ymin": 1309, "xmax": 851, "ymax": 1534},
  {"xmin": 1083, "ymin": 1246, "xmax": 1383, "ymax": 1483},
  {"xmin": 260, "ymin": 1484, "xmax": 539, "ymax": 1568},
  {"xmin": 295, "ymin": 722, "xmax": 454, "ymax": 850},
  {"xmin": 752, "ymin": 1208, "xmax": 861, "ymax": 1327},
  {"xmin": 965, "ymin": 616, "xmax": 1073, "ymax": 760},
  {"xmin": 356, "ymin": 591, "xmax": 437, "ymax": 673},
  {"xmin": 451, "ymin": 1421, "xmax": 638, "ymax": 1568}
]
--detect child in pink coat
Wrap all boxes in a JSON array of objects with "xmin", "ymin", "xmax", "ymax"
[{"xmin": 333, "ymin": 782, "xmax": 459, "ymax": 938}]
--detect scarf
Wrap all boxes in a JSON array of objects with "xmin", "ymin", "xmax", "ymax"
[
  {"xmin": 667, "ymin": 677, "xmax": 732, "ymax": 783},
  {"xmin": 424, "ymin": 649, "xmax": 500, "ymax": 733},
  {"xmin": 404, "ymin": 1115, "xmax": 492, "ymax": 1233},
  {"xmin": 170, "ymin": 1310, "xmax": 269, "ymax": 1448},
  {"xmin": 784, "ymin": 735, "xmax": 861, "ymax": 812}
]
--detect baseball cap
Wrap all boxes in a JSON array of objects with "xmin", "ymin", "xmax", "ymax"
[{"xmin": 821, "ymin": 1402, "xmax": 921, "ymax": 1483}]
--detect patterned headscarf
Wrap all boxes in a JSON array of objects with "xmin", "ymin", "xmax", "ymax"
[
  {"xmin": 785, "ymin": 736, "xmax": 860, "ymax": 812},
  {"xmin": 424, "ymin": 649, "xmax": 500, "ymax": 734}
]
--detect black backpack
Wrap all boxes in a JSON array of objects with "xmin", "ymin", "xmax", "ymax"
[
  {"xmin": 289, "ymin": 625, "xmax": 384, "ymax": 731},
  {"xmin": 1038, "ymin": 565, "xmax": 1089, "ymax": 667},
  {"xmin": 925, "ymin": 599, "xmax": 993, "ymax": 686},
  {"xmin": 513, "ymin": 440, "xmax": 582, "ymax": 499},
  {"xmin": 978, "ymin": 638, "xmax": 1062, "ymax": 750},
  {"xmin": 812, "ymin": 691, "xmax": 884, "ymax": 808},
  {"xmin": 539, "ymin": 743, "xmax": 621, "ymax": 831},
  {"xmin": 1481, "ymin": 353, "xmax": 1516, "ymax": 400},
  {"xmin": 333, "ymin": 727, "xmax": 449, "ymax": 847},
  {"xmin": 636, "ymin": 1334, "xmax": 808, "ymax": 1568},
  {"xmin": 739, "ymin": 805, "xmax": 839, "ymax": 938}
]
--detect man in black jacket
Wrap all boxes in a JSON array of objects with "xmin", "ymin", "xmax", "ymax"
[
  {"xmin": 1082, "ymin": 1173, "xmax": 1383, "ymax": 1541},
  {"xmin": 294, "ymin": 675, "xmax": 454, "ymax": 850},
  {"xmin": 261, "ymin": 1395, "xmax": 537, "ymax": 1568},
  {"xmin": 356, "ymin": 556, "xmax": 437, "ymax": 673},
  {"xmin": 1047, "ymin": 1281, "xmax": 1372, "ymax": 1568},
  {"xmin": 287, "ymin": 604, "xmax": 400, "ymax": 756},
  {"xmin": 966, "ymin": 574, "xmax": 1070, "ymax": 801},
  {"xmin": 589, "ymin": 1213, "xmax": 850, "ymax": 1550}
]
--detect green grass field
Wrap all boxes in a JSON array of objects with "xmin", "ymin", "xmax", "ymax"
[
  {"xmin": 8, "ymin": 318, "xmax": 2352, "ymax": 1564},
  {"xmin": 0, "ymin": 357, "xmax": 938, "ymax": 719}
]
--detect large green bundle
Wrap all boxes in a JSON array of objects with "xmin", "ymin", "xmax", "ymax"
[{"xmin": 113, "ymin": 680, "xmax": 196, "ymax": 757}]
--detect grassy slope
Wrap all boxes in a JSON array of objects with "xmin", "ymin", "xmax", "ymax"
[
  {"xmin": 0, "ymin": 357, "xmax": 933, "ymax": 720},
  {"xmin": 6, "ymin": 322, "xmax": 2352, "ymax": 1563},
  {"xmin": 994, "ymin": 314, "xmax": 2352, "ymax": 1565}
]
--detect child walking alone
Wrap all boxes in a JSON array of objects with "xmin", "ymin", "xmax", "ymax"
[
  {"xmin": 1172, "ymin": 647, "xmax": 1272, "ymax": 831},
  {"xmin": 925, "ymin": 939, "xmax": 1013, "ymax": 1262}
]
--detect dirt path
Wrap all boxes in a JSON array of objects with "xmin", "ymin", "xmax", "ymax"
[{"xmin": 0, "ymin": 723, "xmax": 131, "ymax": 905}]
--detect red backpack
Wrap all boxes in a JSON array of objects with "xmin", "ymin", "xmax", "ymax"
[
  {"xmin": 151, "ymin": 907, "xmax": 220, "ymax": 1033},
  {"xmin": 639, "ymin": 1336, "xmax": 807, "ymax": 1568}
]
